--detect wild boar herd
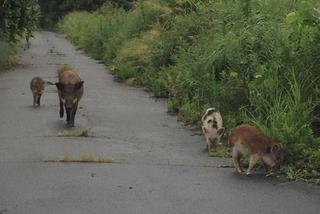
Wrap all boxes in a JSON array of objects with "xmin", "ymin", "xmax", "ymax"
[
  {"xmin": 30, "ymin": 67, "xmax": 83, "ymax": 127},
  {"xmin": 30, "ymin": 67, "xmax": 284, "ymax": 176}
]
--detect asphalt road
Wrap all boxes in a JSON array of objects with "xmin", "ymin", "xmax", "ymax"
[{"xmin": 0, "ymin": 31, "xmax": 319, "ymax": 214}]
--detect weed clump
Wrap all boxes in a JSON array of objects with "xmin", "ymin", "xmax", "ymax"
[
  {"xmin": 57, "ymin": 128, "xmax": 92, "ymax": 137},
  {"xmin": 0, "ymin": 41, "xmax": 17, "ymax": 70},
  {"xmin": 53, "ymin": 154, "xmax": 113, "ymax": 163}
]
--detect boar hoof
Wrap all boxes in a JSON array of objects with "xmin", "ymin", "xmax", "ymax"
[
  {"xmin": 246, "ymin": 172, "xmax": 253, "ymax": 176},
  {"xmin": 66, "ymin": 123, "xmax": 74, "ymax": 128},
  {"xmin": 234, "ymin": 170, "xmax": 243, "ymax": 175}
]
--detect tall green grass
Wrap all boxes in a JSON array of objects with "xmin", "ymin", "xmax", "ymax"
[
  {"xmin": 58, "ymin": 1, "xmax": 170, "ymax": 61},
  {"xmin": 0, "ymin": 41, "xmax": 18, "ymax": 71},
  {"xmin": 248, "ymin": 70, "xmax": 320, "ymax": 179},
  {"xmin": 58, "ymin": 0, "xmax": 320, "ymax": 181}
]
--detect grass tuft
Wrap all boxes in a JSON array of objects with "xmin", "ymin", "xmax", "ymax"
[
  {"xmin": 59, "ymin": 155, "xmax": 74, "ymax": 162},
  {"xmin": 208, "ymin": 146, "xmax": 230, "ymax": 158},
  {"xmin": 57, "ymin": 128, "xmax": 92, "ymax": 137},
  {"xmin": 0, "ymin": 41, "xmax": 18, "ymax": 70},
  {"xmin": 49, "ymin": 154, "xmax": 113, "ymax": 163}
]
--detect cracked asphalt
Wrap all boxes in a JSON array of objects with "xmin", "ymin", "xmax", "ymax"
[{"xmin": 0, "ymin": 31, "xmax": 319, "ymax": 214}]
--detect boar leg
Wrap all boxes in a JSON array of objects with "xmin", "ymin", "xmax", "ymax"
[
  {"xmin": 71, "ymin": 103, "xmax": 78, "ymax": 126},
  {"xmin": 247, "ymin": 154, "xmax": 259, "ymax": 176},
  {"xmin": 237, "ymin": 156, "xmax": 244, "ymax": 173},
  {"xmin": 33, "ymin": 93, "xmax": 37, "ymax": 107},
  {"xmin": 59, "ymin": 100, "xmax": 64, "ymax": 118},
  {"xmin": 66, "ymin": 108, "xmax": 71, "ymax": 124},
  {"xmin": 37, "ymin": 94, "xmax": 41, "ymax": 106},
  {"xmin": 209, "ymin": 138, "xmax": 217, "ymax": 152},
  {"xmin": 206, "ymin": 138, "xmax": 211, "ymax": 153},
  {"xmin": 232, "ymin": 150, "xmax": 244, "ymax": 174}
]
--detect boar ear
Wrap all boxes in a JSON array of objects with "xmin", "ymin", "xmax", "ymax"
[
  {"xmin": 201, "ymin": 114, "xmax": 207, "ymax": 122},
  {"xmin": 75, "ymin": 81, "xmax": 84, "ymax": 90},
  {"xmin": 207, "ymin": 108, "xmax": 217, "ymax": 115},
  {"xmin": 55, "ymin": 82, "xmax": 64, "ymax": 91},
  {"xmin": 271, "ymin": 144, "xmax": 280, "ymax": 153},
  {"xmin": 266, "ymin": 146, "xmax": 271, "ymax": 154},
  {"xmin": 202, "ymin": 127, "xmax": 208, "ymax": 134},
  {"xmin": 217, "ymin": 127, "xmax": 225, "ymax": 136}
]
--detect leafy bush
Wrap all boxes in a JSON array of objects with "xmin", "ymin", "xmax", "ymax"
[
  {"xmin": 0, "ymin": 0, "xmax": 40, "ymax": 42},
  {"xmin": 38, "ymin": 0, "xmax": 113, "ymax": 28},
  {"xmin": 0, "ymin": 41, "xmax": 17, "ymax": 70},
  {"xmin": 248, "ymin": 70, "xmax": 320, "ymax": 177},
  {"xmin": 113, "ymin": 27, "xmax": 161, "ymax": 80},
  {"xmin": 0, "ymin": 0, "xmax": 40, "ymax": 69}
]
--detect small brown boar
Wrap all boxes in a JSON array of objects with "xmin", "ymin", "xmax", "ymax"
[
  {"xmin": 30, "ymin": 76, "xmax": 45, "ymax": 107},
  {"xmin": 201, "ymin": 108, "xmax": 225, "ymax": 152},
  {"xmin": 55, "ymin": 69, "xmax": 83, "ymax": 127},
  {"xmin": 229, "ymin": 124, "xmax": 283, "ymax": 175}
]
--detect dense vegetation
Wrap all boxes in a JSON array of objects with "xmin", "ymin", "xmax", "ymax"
[
  {"xmin": 38, "ymin": 0, "xmax": 134, "ymax": 28},
  {"xmin": 58, "ymin": 0, "xmax": 320, "ymax": 182},
  {"xmin": 0, "ymin": 0, "xmax": 40, "ymax": 70},
  {"xmin": 39, "ymin": 0, "xmax": 105, "ymax": 27}
]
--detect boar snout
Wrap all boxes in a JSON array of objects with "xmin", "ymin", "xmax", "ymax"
[
  {"xmin": 270, "ymin": 144, "xmax": 284, "ymax": 162},
  {"xmin": 66, "ymin": 107, "xmax": 73, "ymax": 113},
  {"xmin": 263, "ymin": 144, "xmax": 284, "ymax": 170},
  {"xmin": 65, "ymin": 107, "xmax": 74, "ymax": 126},
  {"xmin": 65, "ymin": 102, "xmax": 73, "ymax": 110}
]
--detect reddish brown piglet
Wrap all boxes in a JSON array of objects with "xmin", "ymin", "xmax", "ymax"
[
  {"xmin": 229, "ymin": 124, "xmax": 283, "ymax": 176},
  {"xmin": 30, "ymin": 76, "xmax": 45, "ymax": 107}
]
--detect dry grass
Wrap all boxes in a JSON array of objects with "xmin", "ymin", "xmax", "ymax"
[
  {"xmin": 57, "ymin": 128, "xmax": 92, "ymax": 137},
  {"xmin": 46, "ymin": 154, "xmax": 113, "ymax": 163},
  {"xmin": 59, "ymin": 154, "xmax": 74, "ymax": 162},
  {"xmin": 114, "ymin": 27, "xmax": 161, "ymax": 68},
  {"xmin": 125, "ymin": 78, "xmax": 136, "ymax": 86}
]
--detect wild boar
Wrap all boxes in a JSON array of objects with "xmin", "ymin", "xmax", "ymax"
[
  {"xmin": 201, "ymin": 108, "xmax": 225, "ymax": 152},
  {"xmin": 30, "ymin": 76, "xmax": 45, "ymax": 107},
  {"xmin": 55, "ymin": 69, "xmax": 83, "ymax": 127},
  {"xmin": 229, "ymin": 124, "xmax": 284, "ymax": 175}
]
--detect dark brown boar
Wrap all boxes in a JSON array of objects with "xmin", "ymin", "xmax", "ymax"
[
  {"xmin": 55, "ymin": 69, "xmax": 83, "ymax": 127},
  {"xmin": 30, "ymin": 76, "xmax": 45, "ymax": 107},
  {"xmin": 229, "ymin": 124, "xmax": 283, "ymax": 176}
]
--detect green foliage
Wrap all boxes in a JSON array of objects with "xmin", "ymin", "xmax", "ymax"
[
  {"xmin": 38, "ymin": 0, "xmax": 109, "ymax": 28},
  {"xmin": 38, "ymin": 0, "xmax": 135, "ymax": 28},
  {"xmin": 0, "ymin": 0, "xmax": 40, "ymax": 69},
  {"xmin": 58, "ymin": 0, "xmax": 320, "ymax": 181},
  {"xmin": 208, "ymin": 145, "xmax": 230, "ymax": 158},
  {"xmin": 0, "ymin": 41, "xmax": 17, "ymax": 71},
  {"xmin": 113, "ymin": 27, "xmax": 161, "ymax": 80},
  {"xmin": 0, "ymin": 0, "xmax": 40, "ymax": 42},
  {"xmin": 248, "ymin": 70, "xmax": 320, "ymax": 176}
]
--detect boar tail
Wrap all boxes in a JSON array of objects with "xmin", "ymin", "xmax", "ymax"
[{"xmin": 45, "ymin": 81, "xmax": 55, "ymax": 85}]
